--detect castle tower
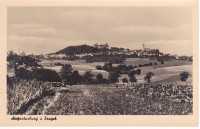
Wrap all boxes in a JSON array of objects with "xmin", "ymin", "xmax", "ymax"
[{"xmin": 142, "ymin": 43, "xmax": 145, "ymax": 50}]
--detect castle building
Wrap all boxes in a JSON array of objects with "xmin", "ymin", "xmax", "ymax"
[{"xmin": 94, "ymin": 43, "xmax": 109, "ymax": 49}]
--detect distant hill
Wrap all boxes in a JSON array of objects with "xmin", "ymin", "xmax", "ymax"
[{"xmin": 55, "ymin": 44, "xmax": 107, "ymax": 55}]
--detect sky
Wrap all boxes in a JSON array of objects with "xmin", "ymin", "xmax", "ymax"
[{"xmin": 7, "ymin": 6, "xmax": 194, "ymax": 56}]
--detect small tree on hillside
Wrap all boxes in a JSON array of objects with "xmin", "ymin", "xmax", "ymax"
[
  {"xmin": 180, "ymin": 71, "xmax": 189, "ymax": 81},
  {"xmin": 144, "ymin": 72, "xmax": 154, "ymax": 83}
]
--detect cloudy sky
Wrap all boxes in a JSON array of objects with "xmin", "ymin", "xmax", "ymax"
[{"xmin": 7, "ymin": 6, "xmax": 194, "ymax": 56}]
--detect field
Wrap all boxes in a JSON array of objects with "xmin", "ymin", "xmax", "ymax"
[
  {"xmin": 125, "ymin": 58, "xmax": 191, "ymax": 67},
  {"xmin": 39, "ymin": 58, "xmax": 192, "ymax": 82},
  {"xmin": 7, "ymin": 80, "xmax": 192, "ymax": 115}
]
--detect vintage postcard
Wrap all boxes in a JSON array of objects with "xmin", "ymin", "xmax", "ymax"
[{"xmin": 0, "ymin": 0, "xmax": 198, "ymax": 126}]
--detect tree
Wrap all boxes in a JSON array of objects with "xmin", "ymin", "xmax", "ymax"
[
  {"xmin": 144, "ymin": 72, "xmax": 154, "ymax": 83},
  {"xmin": 96, "ymin": 65, "xmax": 103, "ymax": 70},
  {"xmin": 128, "ymin": 70, "xmax": 137, "ymax": 86},
  {"xmin": 180, "ymin": 71, "xmax": 189, "ymax": 81},
  {"xmin": 83, "ymin": 71, "xmax": 94, "ymax": 84},
  {"xmin": 108, "ymin": 71, "xmax": 120, "ymax": 83},
  {"xmin": 32, "ymin": 68, "xmax": 61, "ymax": 82},
  {"xmin": 122, "ymin": 78, "xmax": 128, "ymax": 84},
  {"xmin": 103, "ymin": 62, "xmax": 113, "ymax": 71},
  {"xmin": 160, "ymin": 60, "xmax": 164, "ymax": 64},
  {"xmin": 96, "ymin": 73, "xmax": 103, "ymax": 83},
  {"xmin": 60, "ymin": 64, "xmax": 73, "ymax": 83},
  {"xmin": 15, "ymin": 67, "xmax": 32, "ymax": 80},
  {"xmin": 135, "ymin": 69, "xmax": 141, "ymax": 75},
  {"xmin": 60, "ymin": 64, "xmax": 73, "ymax": 79},
  {"xmin": 117, "ymin": 64, "xmax": 125, "ymax": 73},
  {"xmin": 127, "ymin": 65, "xmax": 134, "ymax": 70},
  {"xmin": 69, "ymin": 70, "xmax": 81, "ymax": 85}
]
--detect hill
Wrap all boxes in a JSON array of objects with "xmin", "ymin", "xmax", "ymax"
[{"xmin": 55, "ymin": 44, "xmax": 100, "ymax": 55}]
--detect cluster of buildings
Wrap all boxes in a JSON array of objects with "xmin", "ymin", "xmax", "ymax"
[{"xmin": 40, "ymin": 43, "xmax": 190, "ymax": 60}]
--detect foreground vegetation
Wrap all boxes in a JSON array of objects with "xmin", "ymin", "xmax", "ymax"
[{"xmin": 7, "ymin": 79, "xmax": 192, "ymax": 115}]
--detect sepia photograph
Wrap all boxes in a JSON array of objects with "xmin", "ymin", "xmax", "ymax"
[{"xmin": 6, "ymin": 6, "xmax": 194, "ymax": 116}]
